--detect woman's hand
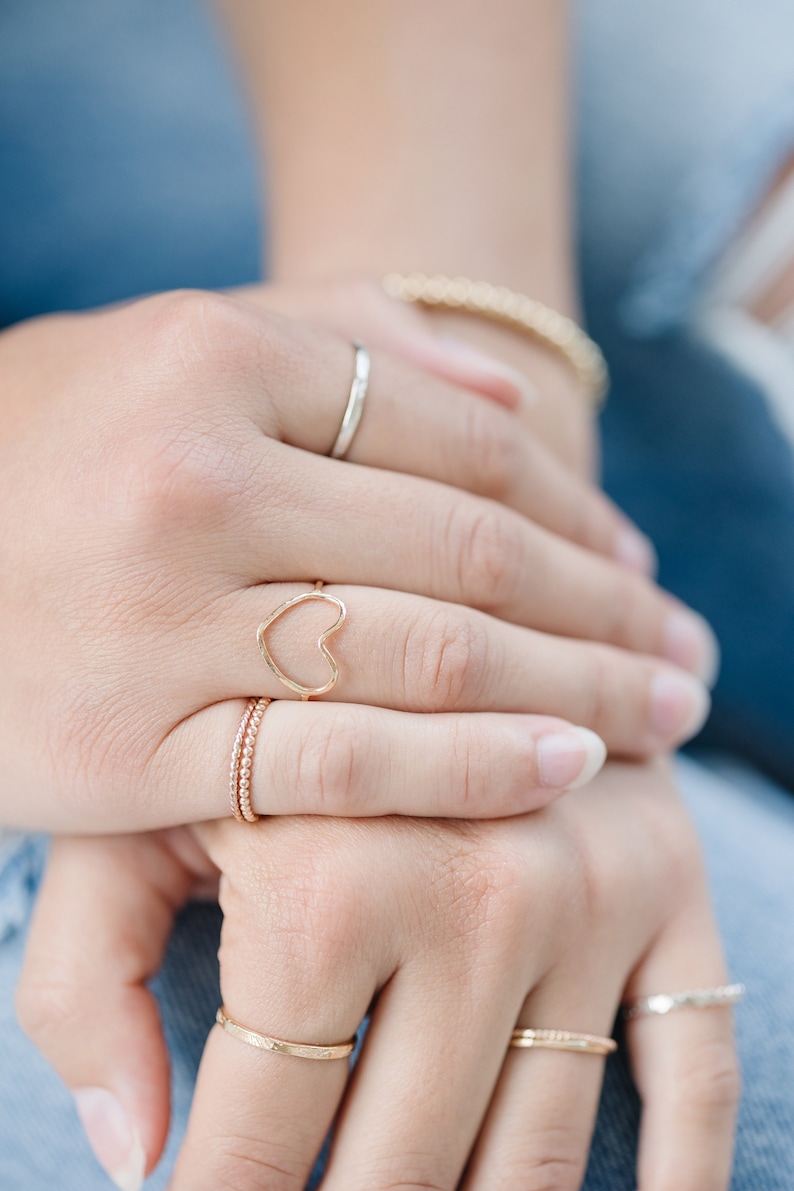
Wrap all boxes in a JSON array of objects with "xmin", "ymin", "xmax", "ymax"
[
  {"xmin": 0, "ymin": 290, "xmax": 715, "ymax": 832},
  {"xmin": 17, "ymin": 760, "xmax": 740, "ymax": 1190}
]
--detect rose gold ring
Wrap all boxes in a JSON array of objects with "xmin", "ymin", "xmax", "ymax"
[
  {"xmin": 229, "ymin": 697, "xmax": 271, "ymax": 822},
  {"xmin": 257, "ymin": 581, "xmax": 346, "ymax": 701}
]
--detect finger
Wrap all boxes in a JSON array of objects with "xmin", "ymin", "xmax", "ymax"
[
  {"xmin": 319, "ymin": 936, "xmax": 530, "ymax": 1190},
  {"xmin": 235, "ymin": 276, "xmax": 530, "ymax": 409},
  {"xmin": 16, "ymin": 835, "xmax": 197, "ymax": 1189},
  {"xmin": 168, "ymin": 819, "xmax": 386, "ymax": 1191},
  {"xmin": 217, "ymin": 581, "xmax": 709, "ymax": 756},
  {"xmin": 224, "ymin": 704, "xmax": 606, "ymax": 817},
  {"xmin": 626, "ymin": 897, "xmax": 740, "ymax": 1191},
  {"xmin": 240, "ymin": 308, "xmax": 654, "ymax": 573},
  {"xmin": 238, "ymin": 439, "xmax": 716, "ymax": 680},
  {"xmin": 138, "ymin": 586, "xmax": 709, "ymax": 830},
  {"xmin": 463, "ymin": 970, "xmax": 621, "ymax": 1191}
]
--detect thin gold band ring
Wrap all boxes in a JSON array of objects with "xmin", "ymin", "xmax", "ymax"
[
  {"xmin": 216, "ymin": 1007, "xmax": 357, "ymax": 1061},
  {"xmin": 510, "ymin": 1028, "xmax": 617, "ymax": 1056}
]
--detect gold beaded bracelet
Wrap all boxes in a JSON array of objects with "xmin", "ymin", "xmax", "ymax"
[{"xmin": 382, "ymin": 272, "xmax": 609, "ymax": 409}]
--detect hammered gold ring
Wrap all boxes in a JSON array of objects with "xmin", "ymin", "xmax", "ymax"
[
  {"xmin": 510, "ymin": 1028, "xmax": 617, "ymax": 1057},
  {"xmin": 257, "ymin": 581, "xmax": 346, "ymax": 701},
  {"xmin": 216, "ymin": 1007, "xmax": 357, "ymax": 1061}
]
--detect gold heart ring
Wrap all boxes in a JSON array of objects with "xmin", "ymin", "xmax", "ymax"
[{"xmin": 257, "ymin": 581, "xmax": 346, "ymax": 700}]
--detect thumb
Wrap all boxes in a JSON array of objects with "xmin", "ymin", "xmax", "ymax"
[{"xmin": 16, "ymin": 832, "xmax": 200, "ymax": 1190}]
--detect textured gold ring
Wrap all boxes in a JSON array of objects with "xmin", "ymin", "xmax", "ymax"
[
  {"xmin": 510, "ymin": 1028, "xmax": 617, "ymax": 1056},
  {"xmin": 216, "ymin": 1007, "xmax": 357, "ymax": 1060},
  {"xmin": 257, "ymin": 581, "xmax": 346, "ymax": 700},
  {"xmin": 229, "ymin": 697, "xmax": 271, "ymax": 822}
]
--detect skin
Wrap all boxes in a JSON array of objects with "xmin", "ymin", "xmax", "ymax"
[
  {"xmin": 18, "ymin": 761, "xmax": 740, "ymax": 1190},
  {"xmin": 0, "ymin": 287, "xmax": 713, "ymax": 833}
]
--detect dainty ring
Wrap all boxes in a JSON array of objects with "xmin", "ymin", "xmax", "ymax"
[
  {"xmin": 329, "ymin": 341, "xmax": 370, "ymax": 460},
  {"xmin": 257, "ymin": 580, "xmax": 346, "ymax": 700},
  {"xmin": 229, "ymin": 697, "xmax": 271, "ymax": 822},
  {"xmin": 622, "ymin": 983, "xmax": 745, "ymax": 1020},
  {"xmin": 216, "ymin": 1007, "xmax": 357, "ymax": 1060},
  {"xmin": 509, "ymin": 1028, "xmax": 617, "ymax": 1056}
]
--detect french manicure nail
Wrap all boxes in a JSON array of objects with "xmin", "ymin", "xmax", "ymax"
[
  {"xmin": 74, "ymin": 1087, "xmax": 146, "ymax": 1191},
  {"xmin": 537, "ymin": 726, "xmax": 607, "ymax": 789},
  {"xmin": 650, "ymin": 672, "xmax": 711, "ymax": 742},
  {"xmin": 613, "ymin": 526, "xmax": 658, "ymax": 577},
  {"xmin": 665, "ymin": 610, "xmax": 721, "ymax": 686}
]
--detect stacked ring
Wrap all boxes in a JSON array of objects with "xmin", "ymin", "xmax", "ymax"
[{"xmin": 230, "ymin": 697, "xmax": 271, "ymax": 823}]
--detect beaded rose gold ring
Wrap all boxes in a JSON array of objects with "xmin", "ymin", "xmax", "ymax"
[{"xmin": 230, "ymin": 696, "xmax": 271, "ymax": 822}]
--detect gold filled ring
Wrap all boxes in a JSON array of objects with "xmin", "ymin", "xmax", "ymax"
[
  {"xmin": 216, "ymin": 1007, "xmax": 356, "ymax": 1061},
  {"xmin": 330, "ymin": 341, "xmax": 370, "ymax": 459},
  {"xmin": 510, "ymin": 1028, "xmax": 617, "ymax": 1056},
  {"xmin": 257, "ymin": 581, "xmax": 346, "ymax": 701}
]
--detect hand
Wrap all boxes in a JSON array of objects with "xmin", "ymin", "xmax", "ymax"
[
  {"xmin": 18, "ymin": 761, "xmax": 740, "ymax": 1190},
  {"xmin": 0, "ymin": 290, "xmax": 715, "ymax": 832},
  {"xmin": 237, "ymin": 276, "xmax": 600, "ymax": 477}
]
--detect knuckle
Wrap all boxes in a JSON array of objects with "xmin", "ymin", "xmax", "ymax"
[
  {"xmin": 431, "ymin": 831, "xmax": 535, "ymax": 950},
  {"xmin": 450, "ymin": 505, "xmax": 521, "ymax": 608},
  {"xmin": 461, "ymin": 400, "xmax": 520, "ymax": 501},
  {"xmin": 297, "ymin": 709, "xmax": 365, "ymax": 813},
  {"xmin": 115, "ymin": 422, "xmax": 247, "ymax": 539},
  {"xmin": 340, "ymin": 1153, "xmax": 447, "ymax": 1191},
  {"xmin": 220, "ymin": 825, "xmax": 367, "ymax": 986},
  {"xmin": 575, "ymin": 646, "xmax": 615, "ymax": 741},
  {"xmin": 144, "ymin": 288, "xmax": 254, "ymax": 372},
  {"xmin": 675, "ymin": 1036, "xmax": 742, "ymax": 1117},
  {"xmin": 491, "ymin": 1150, "xmax": 585, "ymax": 1191},
  {"xmin": 401, "ymin": 607, "xmax": 489, "ymax": 711},
  {"xmin": 202, "ymin": 1134, "xmax": 305, "ymax": 1191}
]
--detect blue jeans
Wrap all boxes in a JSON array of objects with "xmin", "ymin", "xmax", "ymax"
[{"xmin": 1, "ymin": 758, "xmax": 793, "ymax": 1188}]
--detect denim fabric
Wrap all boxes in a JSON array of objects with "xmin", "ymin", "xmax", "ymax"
[
  {"xmin": 1, "ymin": 758, "xmax": 792, "ymax": 1188},
  {"xmin": 576, "ymin": 0, "xmax": 794, "ymax": 788}
]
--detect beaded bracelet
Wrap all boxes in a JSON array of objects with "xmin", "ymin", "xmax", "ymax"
[{"xmin": 383, "ymin": 272, "xmax": 609, "ymax": 409}]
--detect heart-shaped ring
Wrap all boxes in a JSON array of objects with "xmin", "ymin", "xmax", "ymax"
[{"xmin": 257, "ymin": 581, "xmax": 346, "ymax": 700}]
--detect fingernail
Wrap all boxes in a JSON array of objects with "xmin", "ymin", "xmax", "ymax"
[
  {"xmin": 665, "ymin": 610, "xmax": 721, "ymax": 686},
  {"xmin": 613, "ymin": 525, "xmax": 658, "ymax": 577},
  {"xmin": 650, "ymin": 672, "xmax": 711, "ymax": 742},
  {"xmin": 537, "ymin": 727, "xmax": 607, "ymax": 789},
  {"xmin": 74, "ymin": 1088, "xmax": 146, "ymax": 1191},
  {"xmin": 436, "ymin": 336, "xmax": 539, "ymax": 406}
]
